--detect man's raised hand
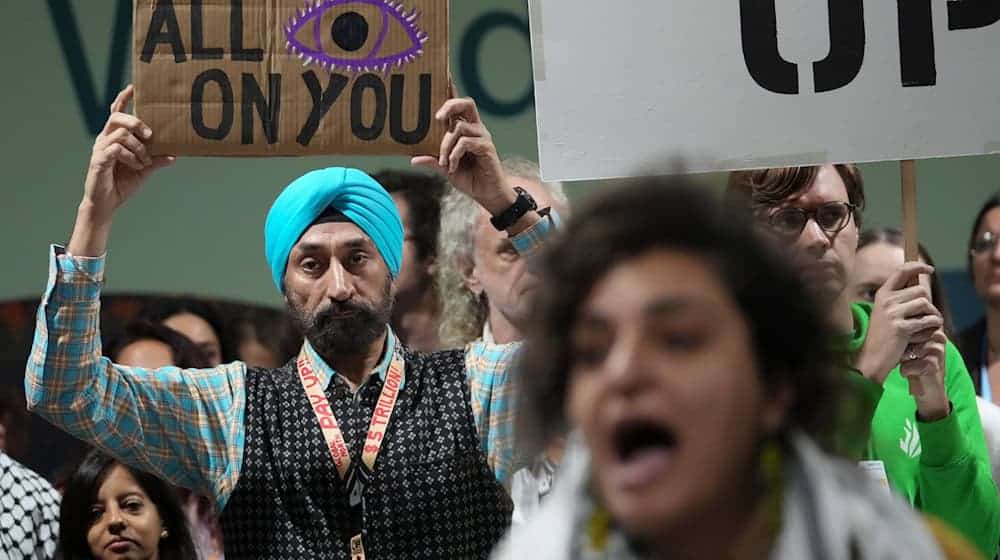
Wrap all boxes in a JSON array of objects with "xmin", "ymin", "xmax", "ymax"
[
  {"xmin": 411, "ymin": 95, "xmax": 513, "ymax": 217},
  {"xmin": 83, "ymin": 85, "xmax": 174, "ymax": 222},
  {"xmin": 69, "ymin": 85, "xmax": 175, "ymax": 257}
]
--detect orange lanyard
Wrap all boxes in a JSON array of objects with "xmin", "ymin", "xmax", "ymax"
[{"xmin": 297, "ymin": 347, "xmax": 405, "ymax": 560}]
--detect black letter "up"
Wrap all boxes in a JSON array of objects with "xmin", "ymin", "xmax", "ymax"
[
  {"xmin": 899, "ymin": 0, "xmax": 998, "ymax": 88},
  {"xmin": 740, "ymin": 0, "xmax": 866, "ymax": 94},
  {"xmin": 948, "ymin": 0, "xmax": 1000, "ymax": 30}
]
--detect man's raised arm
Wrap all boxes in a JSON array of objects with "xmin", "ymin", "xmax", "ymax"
[
  {"xmin": 413, "ymin": 95, "xmax": 560, "ymax": 483},
  {"xmin": 24, "ymin": 86, "xmax": 245, "ymax": 510}
]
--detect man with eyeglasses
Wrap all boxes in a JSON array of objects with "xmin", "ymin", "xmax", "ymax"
[{"xmin": 728, "ymin": 165, "xmax": 999, "ymax": 559}]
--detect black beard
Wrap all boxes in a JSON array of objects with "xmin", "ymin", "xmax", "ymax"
[{"xmin": 288, "ymin": 283, "xmax": 394, "ymax": 361}]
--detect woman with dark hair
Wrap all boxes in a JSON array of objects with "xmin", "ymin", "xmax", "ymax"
[
  {"xmin": 138, "ymin": 298, "xmax": 233, "ymax": 366},
  {"xmin": 106, "ymin": 321, "xmax": 211, "ymax": 370},
  {"xmin": 849, "ymin": 227, "xmax": 955, "ymax": 337},
  {"xmin": 231, "ymin": 308, "xmax": 303, "ymax": 369},
  {"xmin": 957, "ymin": 192, "xmax": 1000, "ymax": 403},
  {"xmin": 59, "ymin": 449, "xmax": 197, "ymax": 559},
  {"xmin": 105, "ymin": 322, "xmax": 222, "ymax": 559},
  {"xmin": 495, "ymin": 179, "xmax": 978, "ymax": 559}
]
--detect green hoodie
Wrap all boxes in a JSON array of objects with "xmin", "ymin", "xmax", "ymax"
[{"xmin": 845, "ymin": 302, "xmax": 999, "ymax": 558}]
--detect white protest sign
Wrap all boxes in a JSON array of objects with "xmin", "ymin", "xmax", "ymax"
[{"xmin": 528, "ymin": 0, "xmax": 1000, "ymax": 181}]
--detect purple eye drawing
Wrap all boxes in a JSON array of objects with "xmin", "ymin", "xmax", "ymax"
[{"xmin": 284, "ymin": 0, "xmax": 429, "ymax": 74}]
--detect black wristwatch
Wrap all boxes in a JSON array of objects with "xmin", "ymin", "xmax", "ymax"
[{"xmin": 490, "ymin": 187, "xmax": 537, "ymax": 231}]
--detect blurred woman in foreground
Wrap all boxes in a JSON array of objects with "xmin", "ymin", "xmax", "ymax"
[{"xmin": 495, "ymin": 179, "xmax": 980, "ymax": 559}]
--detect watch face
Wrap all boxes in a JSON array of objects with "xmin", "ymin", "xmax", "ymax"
[{"xmin": 515, "ymin": 187, "xmax": 538, "ymax": 210}]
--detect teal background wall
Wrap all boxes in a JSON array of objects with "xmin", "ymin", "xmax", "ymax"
[{"xmin": 1, "ymin": 1, "xmax": 999, "ymax": 327}]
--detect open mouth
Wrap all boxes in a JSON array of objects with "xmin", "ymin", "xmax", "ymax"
[
  {"xmin": 614, "ymin": 420, "xmax": 677, "ymax": 461},
  {"xmin": 610, "ymin": 419, "xmax": 678, "ymax": 490}
]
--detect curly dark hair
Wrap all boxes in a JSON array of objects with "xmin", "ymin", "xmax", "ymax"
[
  {"xmin": 518, "ymin": 176, "xmax": 847, "ymax": 456},
  {"xmin": 373, "ymin": 169, "xmax": 447, "ymax": 262},
  {"xmin": 59, "ymin": 449, "xmax": 197, "ymax": 560}
]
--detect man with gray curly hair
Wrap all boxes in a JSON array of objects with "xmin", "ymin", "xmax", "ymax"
[
  {"xmin": 437, "ymin": 157, "xmax": 569, "ymax": 525},
  {"xmin": 437, "ymin": 157, "xmax": 568, "ymax": 349}
]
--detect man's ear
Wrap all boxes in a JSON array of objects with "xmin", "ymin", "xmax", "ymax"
[{"xmin": 459, "ymin": 255, "xmax": 483, "ymax": 296}]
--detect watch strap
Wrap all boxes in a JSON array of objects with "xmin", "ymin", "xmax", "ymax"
[{"xmin": 490, "ymin": 187, "xmax": 538, "ymax": 231}]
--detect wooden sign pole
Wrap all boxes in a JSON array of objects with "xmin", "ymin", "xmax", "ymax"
[
  {"xmin": 900, "ymin": 158, "xmax": 927, "ymax": 398},
  {"xmin": 901, "ymin": 160, "xmax": 919, "ymax": 262}
]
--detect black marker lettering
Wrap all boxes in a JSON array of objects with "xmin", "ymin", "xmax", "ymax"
[
  {"xmin": 231, "ymin": 0, "xmax": 264, "ymax": 61},
  {"xmin": 242, "ymin": 73, "xmax": 281, "ymax": 145},
  {"xmin": 191, "ymin": 0, "xmax": 224, "ymax": 60},
  {"xmin": 297, "ymin": 71, "xmax": 349, "ymax": 146},
  {"xmin": 140, "ymin": 0, "xmax": 186, "ymax": 63},
  {"xmin": 191, "ymin": 69, "xmax": 234, "ymax": 140},
  {"xmin": 351, "ymin": 74, "xmax": 386, "ymax": 141},
  {"xmin": 389, "ymin": 74, "xmax": 431, "ymax": 145}
]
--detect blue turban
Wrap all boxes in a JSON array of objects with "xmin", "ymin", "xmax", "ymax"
[{"xmin": 264, "ymin": 167, "xmax": 403, "ymax": 293}]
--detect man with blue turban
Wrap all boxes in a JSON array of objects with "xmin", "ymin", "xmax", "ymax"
[{"xmin": 25, "ymin": 86, "xmax": 558, "ymax": 558}]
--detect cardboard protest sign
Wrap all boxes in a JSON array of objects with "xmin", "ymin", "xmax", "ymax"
[
  {"xmin": 133, "ymin": 0, "xmax": 448, "ymax": 156},
  {"xmin": 527, "ymin": 0, "xmax": 1000, "ymax": 181}
]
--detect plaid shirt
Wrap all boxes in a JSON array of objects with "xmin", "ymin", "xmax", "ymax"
[
  {"xmin": 466, "ymin": 337, "xmax": 520, "ymax": 485},
  {"xmin": 465, "ymin": 209, "xmax": 561, "ymax": 484},
  {"xmin": 24, "ymin": 211, "xmax": 557, "ymax": 510}
]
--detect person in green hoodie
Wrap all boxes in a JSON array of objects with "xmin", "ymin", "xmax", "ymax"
[{"xmin": 728, "ymin": 164, "xmax": 999, "ymax": 558}]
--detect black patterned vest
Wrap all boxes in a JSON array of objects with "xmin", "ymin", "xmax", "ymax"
[{"xmin": 220, "ymin": 347, "xmax": 513, "ymax": 558}]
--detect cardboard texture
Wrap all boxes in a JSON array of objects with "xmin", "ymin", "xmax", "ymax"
[{"xmin": 133, "ymin": 0, "xmax": 448, "ymax": 156}]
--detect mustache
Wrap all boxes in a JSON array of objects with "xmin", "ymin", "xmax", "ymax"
[{"xmin": 312, "ymin": 300, "xmax": 372, "ymax": 324}]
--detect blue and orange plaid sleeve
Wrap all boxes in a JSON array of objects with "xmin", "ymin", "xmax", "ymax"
[
  {"xmin": 466, "ymin": 341, "xmax": 520, "ymax": 486},
  {"xmin": 509, "ymin": 208, "xmax": 561, "ymax": 258},
  {"xmin": 24, "ymin": 246, "xmax": 246, "ymax": 510},
  {"xmin": 466, "ymin": 209, "xmax": 560, "ymax": 486}
]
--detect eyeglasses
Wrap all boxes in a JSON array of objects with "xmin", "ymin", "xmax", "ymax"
[
  {"xmin": 765, "ymin": 202, "xmax": 857, "ymax": 237},
  {"xmin": 971, "ymin": 231, "xmax": 999, "ymax": 255}
]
